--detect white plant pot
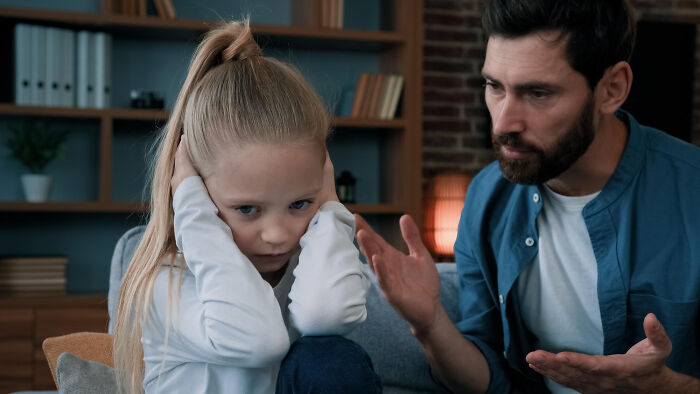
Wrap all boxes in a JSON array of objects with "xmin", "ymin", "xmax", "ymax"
[{"xmin": 21, "ymin": 174, "xmax": 52, "ymax": 202}]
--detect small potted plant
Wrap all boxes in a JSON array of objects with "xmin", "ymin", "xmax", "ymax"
[{"xmin": 5, "ymin": 121, "xmax": 68, "ymax": 202}]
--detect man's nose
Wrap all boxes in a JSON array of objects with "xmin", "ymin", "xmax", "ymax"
[{"xmin": 491, "ymin": 95, "xmax": 526, "ymax": 136}]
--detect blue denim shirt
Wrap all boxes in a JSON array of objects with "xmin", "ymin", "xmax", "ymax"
[{"xmin": 454, "ymin": 111, "xmax": 700, "ymax": 393}]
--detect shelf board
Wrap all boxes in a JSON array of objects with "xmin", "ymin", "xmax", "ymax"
[
  {"xmin": 0, "ymin": 105, "xmax": 406, "ymax": 129},
  {"xmin": 0, "ymin": 294, "xmax": 107, "ymax": 307},
  {"xmin": 333, "ymin": 117, "xmax": 405, "ymax": 129},
  {"xmin": 0, "ymin": 201, "xmax": 404, "ymax": 215},
  {"xmin": 0, "ymin": 202, "xmax": 147, "ymax": 212},
  {"xmin": 0, "ymin": 103, "xmax": 169, "ymax": 121},
  {"xmin": 0, "ymin": 7, "xmax": 405, "ymax": 49},
  {"xmin": 346, "ymin": 204, "xmax": 406, "ymax": 215}
]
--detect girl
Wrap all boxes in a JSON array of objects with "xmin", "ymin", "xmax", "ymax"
[{"xmin": 113, "ymin": 20, "xmax": 380, "ymax": 393}]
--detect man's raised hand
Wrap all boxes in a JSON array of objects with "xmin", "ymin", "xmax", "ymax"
[{"xmin": 355, "ymin": 214, "xmax": 441, "ymax": 334}]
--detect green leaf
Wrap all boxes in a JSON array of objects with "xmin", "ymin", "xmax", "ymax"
[{"xmin": 4, "ymin": 121, "xmax": 68, "ymax": 173}]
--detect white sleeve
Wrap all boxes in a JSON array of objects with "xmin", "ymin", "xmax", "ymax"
[
  {"xmin": 287, "ymin": 201, "xmax": 370, "ymax": 336},
  {"xmin": 162, "ymin": 176, "xmax": 289, "ymax": 367}
]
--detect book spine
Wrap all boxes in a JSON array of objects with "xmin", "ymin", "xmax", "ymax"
[
  {"xmin": 30, "ymin": 25, "xmax": 47, "ymax": 106},
  {"xmin": 14, "ymin": 24, "xmax": 32, "ymax": 105},
  {"xmin": 94, "ymin": 32, "xmax": 112, "ymax": 109},
  {"xmin": 76, "ymin": 31, "xmax": 90, "ymax": 108},
  {"xmin": 153, "ymin": 0, "xmax": 167, "ymax": 18},
  {"xmin": 350, "ymin": 74, "xmax": 368, "ymax": 118},
  {"xmin": 387, "ymin": 75, "xmax": 404, "ymax": 119},
  {"xmin": 364, "ymin": 74, "xmax": 383, "ymax": 119},
  {"xmin": 337, "ymin": 0, "xmax": 344, "ymax": 29},
  {"xmin": 45, "ymin": 27, "xmax": 63, "ymax": 107},
  {"xmin": 379, "ymin": 75, "xmax": 397, "ymax": 119},
  {"xmin": 62, "ymin": 29, "xmax": 76, "ymax": 107}
]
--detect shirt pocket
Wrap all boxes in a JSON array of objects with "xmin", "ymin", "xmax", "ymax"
[{"xmin": 627, "ymin": 293, "xmax": 699, "ymax": 377}]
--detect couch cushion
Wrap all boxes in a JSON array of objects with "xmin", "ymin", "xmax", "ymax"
[
  {"xmin": 56, "ymin": 353, "xmax": 117, "ymax": 394},
  {"xmin": 108, "ymin": 225, "xmax": 145, "ymax": 333},
  {"xmin": 345, "ymin": 263, "xmax": 458, "ymax": 393}
]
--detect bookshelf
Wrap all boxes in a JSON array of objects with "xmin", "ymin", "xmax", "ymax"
[{"xmin": 0, "ymin": 2, "xmax": 422, "ymax": 278}]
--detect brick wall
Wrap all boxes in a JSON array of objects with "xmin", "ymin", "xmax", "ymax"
[{"xmin": 422, "ymin": 0, "xmax": 700, "ymax": 181}]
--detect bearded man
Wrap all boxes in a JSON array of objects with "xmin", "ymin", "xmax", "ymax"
[{"xmin": 356, "ymin": 0, "xmax": 700, "ymax": 392}]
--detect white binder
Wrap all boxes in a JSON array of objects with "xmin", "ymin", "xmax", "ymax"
[
  {"xmin": 61, "ymin": 29, "xmax": 76, "ymax": 107},
  {"xmin": 76, "ymin": 30, "xmax": 94, "ymax": 108},
  {"xmin": 45, "ymin": 27, "xmax": 63, "ymax": 107},
  {"xmin": 94, "ymin": 32, "xmax": 112, "ymax": 109},
  {"xmin": 14, "ymin": 23, "xmax": 31, "ymax": 105},
  {"xmin": 30, "ymin": 25, "xmax": 47, "ymax": 106}
]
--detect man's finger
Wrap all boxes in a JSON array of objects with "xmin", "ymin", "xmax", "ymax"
[
  {"xmin": 372, "ymin": 254, "xmax": 393, "ymax": 295},
  {"xmin": 399, "ymin": 215, "xmax": 433, "ymax": 258},
  {"xmin": 643, "ymin": 313, "xmax": 672, "ymax": 354},
  {"xmin": 355, "ymin": 214, "xmax": 388, "ymax": 254},
  {"xmin": 357, "ymin": 230, "xmax": 378, "ymax": 261}
]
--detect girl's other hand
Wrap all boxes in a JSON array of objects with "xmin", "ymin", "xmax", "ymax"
[
  {"xmin": 320, "ymin": 150, "xmax": 339, "ymax": 203},
  {"xmin": 171, "ymin": 135, "xmax": 198, "ymax": 197}
]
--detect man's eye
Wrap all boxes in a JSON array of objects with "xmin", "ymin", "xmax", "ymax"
[
  {"xmin": 289, "ymin": 200, "xmax": 311, "ymax": 210},
  {"xmin": 530, "ymin": 90, "xmax": 550, "ymax": 99},
  {"xmin": 483, "ymin": 81, "xmax": 497, "ymax": 89},
  {"xmin": 236, "ymin": 205, "xmax": 257, "ymax": 215}
]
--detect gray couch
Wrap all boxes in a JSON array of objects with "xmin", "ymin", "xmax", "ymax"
[{"xmin": 39, "ymin": 225, "xmax": 461, "ymax": 393}]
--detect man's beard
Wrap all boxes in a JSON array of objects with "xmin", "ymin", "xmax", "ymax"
[{"xmin": 492, "ymin": 97, "xmax": 595, "ymax": 185}]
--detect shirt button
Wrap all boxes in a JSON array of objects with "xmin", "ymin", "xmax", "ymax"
[
  {"xmin": 533, "ymin": 193, "xmax": 540, "ymax": 203},
  {"xmin": 499, "ymin": 294, "xmax": 504, "ymax": 304},
  {"xmin": 525, "ymin": 237, "xmax": 535, "ymax": 247}
]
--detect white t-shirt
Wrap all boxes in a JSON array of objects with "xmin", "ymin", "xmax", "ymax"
[
  {"xmin": 141, "ymin": 176, "xmax": 370, "ymax": 393},
  {"xmin": 516, "ymin": 186, "xmax": 603, "ymax": 394}
]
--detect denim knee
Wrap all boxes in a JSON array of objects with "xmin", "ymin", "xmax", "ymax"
[{"xmin": 276, "ymin": 335, "xmax": 382, "ymax": 394}]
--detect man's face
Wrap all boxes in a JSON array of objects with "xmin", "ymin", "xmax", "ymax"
[{"xmin": 482, "ymin": 32, "xmax": 596, "ymax": 184}]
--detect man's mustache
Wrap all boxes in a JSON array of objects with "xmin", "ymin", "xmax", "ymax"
[{"xmin": 492, "ymin": 133, "xmax": 538, "ymax": 152}]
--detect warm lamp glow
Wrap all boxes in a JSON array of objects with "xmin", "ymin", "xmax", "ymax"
[{"xmin": 423, "ymin": 174, "xmax": 471, "ymax": 258}]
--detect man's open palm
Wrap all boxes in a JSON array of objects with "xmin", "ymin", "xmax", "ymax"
[{"xmin": 355, "ymin": 214, "xmax": 441, "ymax": 333}]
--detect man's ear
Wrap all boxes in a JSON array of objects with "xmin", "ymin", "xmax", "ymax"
[{"xmin": 595, "ymin": 61, "xmax": 633, "ymax": 115}]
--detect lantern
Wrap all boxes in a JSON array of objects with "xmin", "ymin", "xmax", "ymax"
[
  {"xmin": 336, "ymin": 170, "xmax": 357, "ymax": 204},
  {"xmin": 423, "ymin": 174, "xmax": 471, "ymax": 260}
]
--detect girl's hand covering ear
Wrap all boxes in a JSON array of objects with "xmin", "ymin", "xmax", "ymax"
[
  {"xmin": 320, "ymin": 150, "xmax": 340, "ymax": 204},
  {"xmin": 171, "ymin": 135, "xmax": 198, "ymax": 197}
]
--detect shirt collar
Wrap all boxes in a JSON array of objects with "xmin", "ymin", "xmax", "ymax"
[{"xmin": 583, "ymin": 109, "xmax": 647, "ymax": 215}]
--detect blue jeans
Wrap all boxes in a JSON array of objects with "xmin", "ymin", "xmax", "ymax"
[{"xmin": 276, "ymin": 335, "xmax": 382, "ymax": 394}]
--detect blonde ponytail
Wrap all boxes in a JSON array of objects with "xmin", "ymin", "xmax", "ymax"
[{"xmin": 113, "ymin": 19, "xmax": 329, "ymax": 394}]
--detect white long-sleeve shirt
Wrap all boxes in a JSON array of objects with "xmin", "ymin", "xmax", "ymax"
[{"xmin": 142, "ymin": 176, "xmax": 370, "ymax": 393}]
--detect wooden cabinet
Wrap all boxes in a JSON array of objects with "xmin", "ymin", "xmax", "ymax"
[{"xmin": 0, "ymin": 295, "xmax": 108, "ymax": 393}]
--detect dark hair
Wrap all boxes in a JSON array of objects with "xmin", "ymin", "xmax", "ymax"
[{"xmin": 482, "ymin": 0, "xmax": 637, "ymax": 89}]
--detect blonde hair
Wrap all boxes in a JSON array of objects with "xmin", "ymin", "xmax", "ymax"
[{"xmin": 113, "ymin": 20, "xmax": 330, "ymax": 394}]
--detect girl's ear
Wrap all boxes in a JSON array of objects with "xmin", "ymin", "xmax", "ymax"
[{"xmin": 595, "ymin": 61, "xmax": 633, "ymax": 115}]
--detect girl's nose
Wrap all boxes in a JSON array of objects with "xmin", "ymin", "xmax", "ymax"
[{"xmin": 261, "ymin": 222, "xmax": 289, "ymax": 246}]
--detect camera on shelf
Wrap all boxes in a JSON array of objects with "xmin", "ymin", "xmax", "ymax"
[{"xmin": 130, "ymin": 90, "xmax": 165, "ymax": 109}]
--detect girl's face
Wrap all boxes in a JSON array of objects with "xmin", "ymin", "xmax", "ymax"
[{"xmin": 204, "ymin": 141, "xmax": 324, "ymax": 285}]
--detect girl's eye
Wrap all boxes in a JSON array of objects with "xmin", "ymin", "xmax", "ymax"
[
  {"xmin": 289, "ymin": 200, "xmax": 311, "ymax": 210},
  {"xmin": 236, "ymin": 205, "xmax": 258, "ymax": 215}
]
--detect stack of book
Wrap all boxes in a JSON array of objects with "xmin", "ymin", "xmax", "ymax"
[
  {"xmin": 105, "ymin": 0, "xmax": 177, "ymax": 18},
  {"xmin": 350, "ymin": 74, "xmax": 404, "ymax": 119},
  {"xmin": 321, "ymin": 0, "xmax": 344, "ymax": 29},
  {"xmin": 0, "ymin": 256, "xmax": 67, "ymax": 296},
  {"xmin": 293, "ymin": 0, "xmax": 343, "ymax": 29},
  {"xmin": 14, "ymin": 24, "xmax": 112, "ymax": 108}
]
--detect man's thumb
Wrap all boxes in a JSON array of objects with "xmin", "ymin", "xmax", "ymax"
[{"xmin": 643, "ymin": 313, "xmax": 672, "ymax": 354}]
